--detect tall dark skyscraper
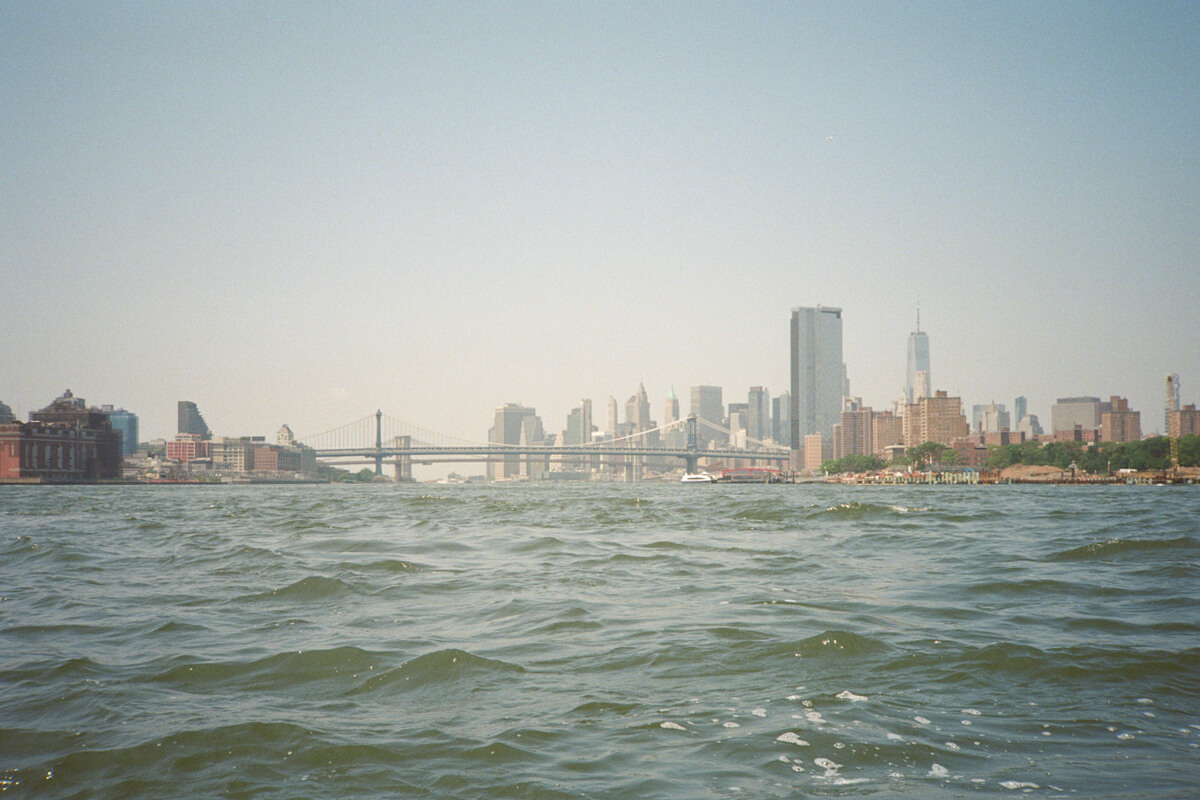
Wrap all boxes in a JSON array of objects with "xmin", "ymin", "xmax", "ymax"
[
  {"xmin": 177, "ymin": 401, "xmax": 210, "ymax": 438},
  {"xmin": 690, "ymin": 385, "xmax": 724, "ymax": 447},
  {"xmin": 905, "ymin": 308, "xmax": 931, "ymax": 405},
  {"xmin": 790, "ymin": 306, "xmax": 845, "ymax": 456}
]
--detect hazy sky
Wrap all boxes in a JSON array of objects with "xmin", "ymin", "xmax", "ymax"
[{"xmin": 3, "ymin": 2, "xmax": 1198, "ymax": 475}]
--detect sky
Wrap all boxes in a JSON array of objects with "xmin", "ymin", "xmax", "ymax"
[{"xmin": 3, "ymin": 2, "xmax": 1198, "ymax": 477}]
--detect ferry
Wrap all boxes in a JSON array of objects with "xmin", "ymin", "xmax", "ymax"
[{"xmin": 680, "ymin": 472, "xmax": 716, "ymax": 483}]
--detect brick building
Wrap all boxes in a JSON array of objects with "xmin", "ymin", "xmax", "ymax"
[{"xmin": 0, "ymin": 390, "xmax": 122, "ymax": 482}]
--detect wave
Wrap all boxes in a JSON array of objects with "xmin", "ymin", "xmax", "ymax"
[
  {"xmin": 152, "ymin": 646, "xmax": 386, "ymax": 692},
  {"xmin": 1049, "ymin": 535, "xmax": 1197, "ymax": 561},
  {"xmin": 347, "ymin": 648, "xmax": 524, "ymax": 695},
  {"xmin": 240, "ymin": 575, "xmax": 350, "ymax": 602}
]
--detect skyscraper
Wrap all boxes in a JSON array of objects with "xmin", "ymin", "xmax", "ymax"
[
  {"xmin": 487, "ymin": 403, "xmax": 542, "ymax": 480},
  {"xmin": 690, "ymin": 386, "xmax": 724, "ymax": 447},
  {"xmin": 177, "ymin": 401, "xmax": 210, "ymax": 438},
  {"xmin": 789, "ymin": 306, "xmax": 845, "ymax": 456},
  {"xmin": 102, "ymin": 405, "xmax": 139, "ymax": 456},
  {"xmin": 905, "ymin": 309, "xmax": 931, "ymax": 405},
  {"xmin": 664, "ymin": 387, "xmax": 680, "ymax": 427},
  {"xmin": 772, "ymin": 392, "xmax": 790, "ymax": 447},
  {"xmin": 747, "ymin": 386, "xmax": 769, "ymax": 444}
]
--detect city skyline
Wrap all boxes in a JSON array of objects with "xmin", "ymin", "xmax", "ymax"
[{"xmin": 3, "ymin": 4, "xmax": 1197, "ymax": 467}]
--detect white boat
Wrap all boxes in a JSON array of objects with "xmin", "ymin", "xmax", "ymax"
[{"xmin": 680, "ymin": 472, "xmax": 715, "ymax": 483}]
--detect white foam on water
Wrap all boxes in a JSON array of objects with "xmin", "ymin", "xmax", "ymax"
[
  {"xmin": 971, "ymin": 778, "xmax": 986, "ymax": 784},
  {"xmin": 886, "ymin": 732, "xmax": 905, "ymax": 741},
  {"xmin": 1144, "ymin": 712, "xmax": 1156, "ymax": 718},
  {"xmin": 813, "ymin": 757, "xmax": 842, "ymax": 777},
  {"xmin": 804, "ymin": 710, "xmax": 826, "ymax": 724},
  {"xmin": 928, "ymin": 763, "xmax": 949, "ymax": 778},
  {"xmin": 752, "ymin": 708, "xmax": 767, "ymax": 717},
  {"xmin": 791, "ymin": 764, "xmax": 805, "ymax": 773},
  {"xmin": 786, "ymin": 695, "xmax": 802, "ymax": 701},
  {"xmin": 963, "ymin": 708, "xmax": 982, "ymax": 716},
  {"xmin": 945, "ymin": 741, "xmax": 960, "ymax": 751},
  {"xmin": 836, "ymin": 690, "xmax": 867, "ymax": 702},
  {"xmin": 999, "ymin": 781, "xmax": 1039, "ymax": 790},
  {"xmin": 914, "ymin": 716, "xmax": 932, "ymax": 725},
  {"xmin": 777, "ymin": 755, "xmax": 790, "ymax": 763},
  {"xmin": 660, "ymin": 721, "xmax": 687, "ymax": 731},
  {"xmin": 723, "ymin": 721, "xmax": 740, "ymax": 728},
  {"xmin": 776, "ymin": 732, "xmax": 810, "ymax": 746},
  {"xmin": 1137, "ymin": 698, "xmax": 1154, "ymax": 705},
  {"xmin": 801, "ymin": 699, "xmax": 813, "ymax": 708},
  {"xmin": 1117, "ymin": 733, "xmax": 1135, "ymax": 740},
  {"xmin": 961, "ymin": 720, "xmax": 973, "ymax": 726}
]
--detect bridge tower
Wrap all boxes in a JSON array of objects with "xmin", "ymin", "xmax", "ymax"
[
  {"xmin": 685, "ymin": 415, "xmax": 700, "ymax": 474},
  {"xmin": 374, "ymin": 410, "xmax": 383, "ymax": 476}
]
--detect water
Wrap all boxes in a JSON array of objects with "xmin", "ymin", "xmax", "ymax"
[{"xmin": 2, "ymin": 483, "xmax": 1197, "ymax": 798}]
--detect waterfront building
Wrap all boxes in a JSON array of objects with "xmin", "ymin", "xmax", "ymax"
[
  {"xmin": 166, "ymin": 433, "xmax": 212, "ymax": 465},
  {"xmin": 905, "ymin": 310, "xmax": 931, "ymax": 404},
  {"xmin": 0, "ymin": 390, "xmax": 122, "ymax": 481},
  {"xmin": 1051, "ymin": 397, "xmax": 1102, "ymax": 434},
  {"xmin": 101, "ymin": 405, "xmax": 139, "ymax": 456},
  {"xmin": 1169, "ymin": 404, "xmax": 1200, "ymax": 438},
  {"xmin": 178, "ymin": 401, "xmax": 211, "ymax": 438},
  {"xmin": 690, "ymin": 385, "xmax": 725, "ymax": 448},
  {"xmin": 1166, "ymin": 374, "xmax": 1181, "ymax": 433},
  {"xmin": 487, "ymin": 403, "xmax": 542, "ymax": 481},
  {"xmin": 747, "ymin": 386, "xmax": 769, "ymax": 444},
  {"xmin": 1101, "ymin": 396, "xmax": 1141, "ymax": 443},
  {"xmin": 790, "ymin": 306, "xmax": 846, "ymax": 465},
  {"xmin": 905, "ymin": 390, "xmax": 969, "ymax": 447},
  {"xmin": 0, "ymin": 401, "xmax": 14, "ymax": 423},
  {"xmin": 211, "ymin": 437, "xmax": 256, "ymax": 472}
]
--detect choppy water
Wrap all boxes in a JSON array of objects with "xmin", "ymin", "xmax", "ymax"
[{"xmin": 1, "ymin": 484, "xmax": 1197, "ymax": 798}]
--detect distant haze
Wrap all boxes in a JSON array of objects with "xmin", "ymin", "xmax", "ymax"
[{"xmin": 3, "ymin": 3, "xmax": 1197, "ymax": 477}]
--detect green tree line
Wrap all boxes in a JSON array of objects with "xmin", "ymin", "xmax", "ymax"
[{"xmin": 985, "ymin": 435, "xmax": 1200, "ymax": 473}]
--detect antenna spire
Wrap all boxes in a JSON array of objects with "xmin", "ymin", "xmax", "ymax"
[{"xmin": 916, "ymin": 301, "xmax": 921, "ymax": 332}]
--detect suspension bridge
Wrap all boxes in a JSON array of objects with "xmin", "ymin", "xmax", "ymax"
[{"xmin": 299, "ymin": 412, "xmax": 790, "ymax": 480}]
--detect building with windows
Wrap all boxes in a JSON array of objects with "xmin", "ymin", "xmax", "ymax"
[
  {"xmin": 772, "ymin": 392, "xmax": 790, "ymax": 447},
  {"xmin": 178, "ymin": 401, "xmax": 211, "ymax": 438},
  {"xmin": 0, "ymin": 401, "xmax": 14, "ymax": 423},
  {"xmin": 690, "ymin": 385, "xmax": 725, "ymax": 448},
  {"xmin": 905, "ymin": 390, "xmax": 969, "ymax": 447},
  {"xmin": 905, "ymin": 311, "xmax": 931, "ymax": 405},
  {"xmin": 488, "ymin": 403, "xmax": 545, "ymax": 481},
  {"xmin": 1101, "ymin": 396, "xmax": 1141, "ymax": 443},
  {"xmin": 747, "ymin": 386, "xmax": 769, "ymax": 444},
  {"xmin": 101, "ymin": 405, "xmax": 139, "ymax": 456},
  {"xmin": 1168, "ymin": 404, "xmax": 1200, "ymax": 438},
  {"xmin": 166, "ymin": 433, "xmax": 212, "ymax": 464},
  {"xmin": 0, "ymin": 390, "xmax": 122, "ymax": 482},
  {"xmin": 790, "ymin": 306, "xmax": 845, "ymax": 464},
  {"xmin": 1051, "ymin": 397, "xmax": 1103, "ymax": 434}
]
